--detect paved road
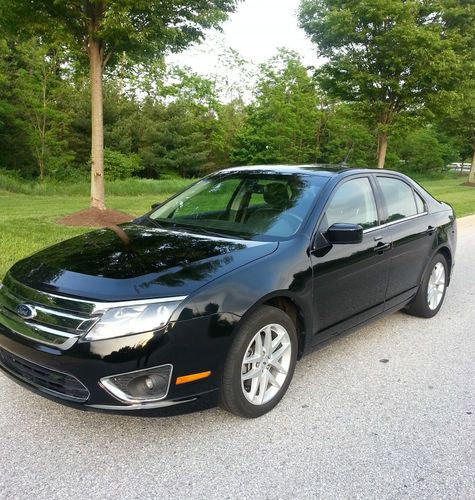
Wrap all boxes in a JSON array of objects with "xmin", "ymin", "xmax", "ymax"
[{"xmin": 1, "ymin": 218, "xmax": 474, "ymax": 500}]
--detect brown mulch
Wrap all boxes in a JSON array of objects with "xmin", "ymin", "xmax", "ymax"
[{"xmin": 56, "ymin": 207, "xmax": 134, "ymax": 227}]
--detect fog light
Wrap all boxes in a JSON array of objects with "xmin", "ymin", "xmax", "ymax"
[
  {"xmin": 145, "ymin": 376, "xmax": 154, "ymax": 390},
  {"xmin": 100, "ymin": 364, "xmax": 172, "ymax": 404}
]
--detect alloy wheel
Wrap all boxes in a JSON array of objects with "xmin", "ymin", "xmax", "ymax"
[
  {"xmin": 240, "ymin": 323, "xmax": 292, "ymax": 406},
  {"xmin": 427, "ymin": 262, "xmax": 446, "ymax": 310}
]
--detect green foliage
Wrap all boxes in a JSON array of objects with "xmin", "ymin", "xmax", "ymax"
[
  {"xmin": 103, "ymin": 148, "xmax": 142, "ymax": 180},
  {"xmin": 299, "ymin": 0, "xmax": 459, "ymax": 166},
  {"xmin": 0, "ymin": 1, "xmax": 239, "ymax": 69},
  {"xmin": 396, "ymin": 128, "xmax": 457, "ymax": 173},
  {"xmin": 319, "ymin": 103, "xmax": 375, "ymax": 166},
  {"xmin": 430, "ymin": 1, "xmax": 475, "ymax": 180},
  {"xmin": 0, "ymin": 2, "xmax": 473, "ymax": 186},
  {"xmin": 232, "ymin": 50, "xmax": 320, "ymax": 165}
]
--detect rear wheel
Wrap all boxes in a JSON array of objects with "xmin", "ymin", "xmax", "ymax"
[
  {"xmin": 220, "ymin": 305, "xmax": 297, "ymax": 418},
  {"xmin": 406, "ymin": 253, "xmax": 448, "ymax": 318}
]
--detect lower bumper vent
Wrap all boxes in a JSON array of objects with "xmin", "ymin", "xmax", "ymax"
[{"xmin": 0, "ymin": 347, "xmax": 89, "ymax": 402}]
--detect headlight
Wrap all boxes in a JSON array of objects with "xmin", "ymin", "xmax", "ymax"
[{"xmin": 85, "ymin": 299, "xmax": 183, "ymax": 341}]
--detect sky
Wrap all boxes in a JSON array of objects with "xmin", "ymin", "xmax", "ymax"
[{"xmin": 167, "ymin": 0, "xmax": 321, "ymax": 75}]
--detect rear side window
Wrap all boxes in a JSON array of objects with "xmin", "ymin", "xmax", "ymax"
[
  {"xmin": 378, "ymin": 177, "xmax": 417, "ymax": 222},
  {"xmin": 326, "ymin": 177, "xmax": 378, "ymax": 230},
  {"xmin": 414, "ymin": 191, "xmax": 426, "ymax": 214}
]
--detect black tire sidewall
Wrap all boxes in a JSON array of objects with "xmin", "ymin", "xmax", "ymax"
[{"xmin": 220, "ymin": 305, "xmax": 298, "ymax": 418}]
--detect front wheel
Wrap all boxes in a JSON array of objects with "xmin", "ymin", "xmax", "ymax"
[
  {"xmin": 406, "ymin": 253, "xmax": 448, "ymax": 318},
  {"xmin": 220, "ymin": 306, "xmax": 297, "ymax": 418}
]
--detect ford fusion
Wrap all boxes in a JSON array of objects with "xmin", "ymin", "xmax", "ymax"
[{"xmin": 0, "ymin": 166, "xmax": 456, "ymax": 417}]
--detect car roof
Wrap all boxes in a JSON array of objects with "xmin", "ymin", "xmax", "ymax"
[{"xmin": 218, "ymin": 164, "xmax": 403, "ymax": 178}]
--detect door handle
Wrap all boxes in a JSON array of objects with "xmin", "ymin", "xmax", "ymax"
[
  {"xmin": 373, "ymin": 242, "xmax": 391, "ymax": 253},
  {"xmin": 425, "ymin": 225, "xmax": 435, "ymax": 235}
]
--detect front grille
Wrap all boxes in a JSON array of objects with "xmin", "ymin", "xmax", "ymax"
[
  {"xmin": 0, "ymin": 274, "xmax": 99, "ymax": 349},
  {"xmin": 0, "ymin": 347, "xmax": 89, "ymax": 402}
]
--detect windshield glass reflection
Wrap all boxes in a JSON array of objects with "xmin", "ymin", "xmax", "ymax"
[{"xmin": 149, "ymin": 171, "xmax": 327, "ymax": 240}]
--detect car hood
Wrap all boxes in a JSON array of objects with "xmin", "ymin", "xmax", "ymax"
[{"xmin": 8, "ymin": 223, "xmax": 278, "ymax": 301}]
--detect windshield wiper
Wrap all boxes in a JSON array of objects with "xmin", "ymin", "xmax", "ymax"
[{"xmin": 146, "ymin": 217, "xmax": 165, "ymax": 229}]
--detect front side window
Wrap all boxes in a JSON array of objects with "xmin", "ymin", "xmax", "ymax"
[
  {"xmin": 378, "ymin": 177, "xmax": 418, "ymax": 222},
  {"xmin": 149, "ymin": 171, "xmax": 327, "ymax": 240},
  {"xmin": 325, "ymin": 177, "xmax": 378, "ymax": 230}
]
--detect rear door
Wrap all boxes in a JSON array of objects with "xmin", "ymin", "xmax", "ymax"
[{"xmin": 375, "ymin": 175, "xmax": 436, "ymax": 309}]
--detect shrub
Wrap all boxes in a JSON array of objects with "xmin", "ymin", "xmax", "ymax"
[{"xmin": 103, "ymin": 149, "xmax": 142, "ymax": 180}]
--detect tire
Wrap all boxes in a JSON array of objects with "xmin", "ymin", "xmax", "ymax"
[
  {"xmin": 406, "ymin": 253, "xmax": 448, "ymax": 318},
  {"xmin": 220, "ymin": 305, "xmax": 297, "ymax": 418}
]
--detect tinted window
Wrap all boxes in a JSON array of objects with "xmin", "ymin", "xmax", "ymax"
[
  {"xmin": 378, "ymin": 177, "xmax": 417, "ymax": 222},
  {"xmin": 150, "ymin": 172, "xmax": 327, "ymax": 240},
  {"xmin": 326, "ymin": 177, "xmax": 378, "ymax": 230},
  {"xmin": 415, "ymin": 191, "xmax": 426, "ymax": 214}
]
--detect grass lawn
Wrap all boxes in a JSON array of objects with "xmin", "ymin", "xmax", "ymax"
[{"xmin": 1, "ymin": 174, "xmax": 474, "ymax": 280}]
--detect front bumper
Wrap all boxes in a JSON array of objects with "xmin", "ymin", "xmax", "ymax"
[{"xmin": 0, "ymin": 312, "xmax": 239, "ymax": 412}]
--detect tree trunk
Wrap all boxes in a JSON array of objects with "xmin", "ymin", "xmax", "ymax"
[
  {"xmin": 468, "ymin": 144, "xmax": 475, "ymax": 185},
  {"xmin": 377, "ymin": 132, "xmax": 388, "ymax": 169},
  {"xmin": 89, "ymin": 39, "xmax": 105, "ymax": 210}
]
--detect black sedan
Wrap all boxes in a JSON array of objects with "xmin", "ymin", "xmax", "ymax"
[{"xmin": 0, "ymin": 166, "xmax": 456, "ymax": 417}]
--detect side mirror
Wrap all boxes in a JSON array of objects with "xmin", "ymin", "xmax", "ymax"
[
  {"xmin": 151, "ymin": 202, "xmax": 162, "ymax": 210},
  {"xmin": 326, "ymin": 223, "xmax": 363, "ymax": 244}
]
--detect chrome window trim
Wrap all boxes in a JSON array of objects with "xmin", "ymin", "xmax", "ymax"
[
  {"xmin": 362, "ymin": 212, "xmax": 428, "ymax": 234},
  {"xmin": 99, "ymin": 364, "xmax": 173, "ymax": 405}
]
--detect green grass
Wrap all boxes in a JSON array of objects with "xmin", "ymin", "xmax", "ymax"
[
  {"xmin": 0, "ymin": 191, "xmax": 183, "ymax": 280},
  {"xmin": 0, "ymin": 173, "xmax": 192, "ymax": 196},
  {"xmin": 0, "ymin": 174, "xmax": 474, "ymax": 280},
  {"xmin": 416, "ymin": 175, "xmax": 475, "ymax": 218}
]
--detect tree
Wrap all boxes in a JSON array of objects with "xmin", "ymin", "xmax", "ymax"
[
  {"xmin": 0, "ymin": 0, "xmax": 238, "ymax": 208},
  {"xmin": 319, "ymin": 102, "xmax": 374, "ymax": 166},
  {"xmin": 103, "ymin": 65, "xmax": 227, "ymax": 177},
  {"xmin": 13, "ymin": 40, "xmax": 75, "ymax": 180},
  {"xmin": 299, "ymin": 0, "xmax": 458, "ymax": 168},
  {"xmin": 231, "ymin": 50, "xmax": 321, "ymax": 165},
  {"xmin": 437, "ymin": 0, "xmax": 475, "ymax": 184}
]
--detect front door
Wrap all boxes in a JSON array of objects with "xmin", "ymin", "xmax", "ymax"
[{"xmin": 311, "ymin": 176, "xmax": 391, "ymax": 343}]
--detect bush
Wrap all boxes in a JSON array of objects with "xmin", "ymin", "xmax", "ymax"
[
  {"xmin": 103, "ymin": 149, "xmax": 142, "ymax": 180},
  {"xmin": 396, "ymin": 128, "xmax": 458, "ymax": 174}
]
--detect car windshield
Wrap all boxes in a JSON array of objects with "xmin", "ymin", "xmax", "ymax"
[{"xmin": 148, "ymin": 170, "xmax": 327, "ymax": 241}]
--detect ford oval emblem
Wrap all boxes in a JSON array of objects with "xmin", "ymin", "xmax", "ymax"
[{"xmin": 16, "ymin": 304, "xmax": 37, "ymax": 320}]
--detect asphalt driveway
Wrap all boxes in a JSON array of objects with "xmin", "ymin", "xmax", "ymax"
[{"xmin": 1, "ymin": 217, "xmax": 474, "ymax": 500}]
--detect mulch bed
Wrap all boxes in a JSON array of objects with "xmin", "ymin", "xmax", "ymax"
[{"xmin": 57, "ymin": 207, "xmax": 134, "ymax": 227}]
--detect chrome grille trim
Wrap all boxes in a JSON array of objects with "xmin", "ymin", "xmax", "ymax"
[
  {"xmin": 0, "ymin": 274, "xmax": 188, "ymax": 349},
  {"xmin": 0, "ymin": 275, "xmax": 99, "ymax": 349},
  {"xmin": 2, "ymin": 274, "xmax": 97, "ymax": 315}
]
